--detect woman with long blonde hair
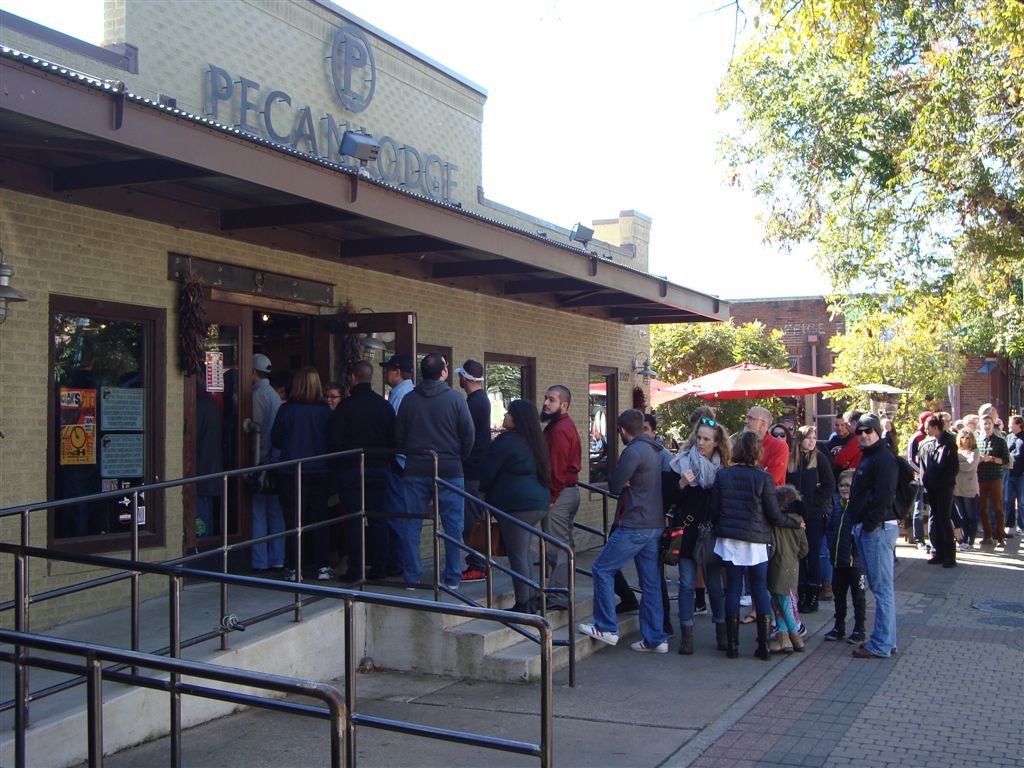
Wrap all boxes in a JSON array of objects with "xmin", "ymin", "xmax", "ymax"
[{"xmin": 785, "ymin": 425, "xmax": 835, "ymax": 614}]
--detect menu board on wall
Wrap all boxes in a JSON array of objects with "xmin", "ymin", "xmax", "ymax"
[{"xmin": 59, "ymin": 387, "xmax": 97, "ymax": 465}]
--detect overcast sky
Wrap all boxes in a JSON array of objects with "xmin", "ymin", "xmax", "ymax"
[{"xmin": 0, "ymin": 0, "xmax": 831, "ymax": 300}]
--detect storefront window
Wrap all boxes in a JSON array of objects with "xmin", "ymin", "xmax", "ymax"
[
  {"xmin": 485, "ymin": 354, "xmax": 535, "ymax": 436},
  {"xmin": 50, "ymin": 297, "xmax": 164, "ymax": 546},
  {"xmin": 588, "ymin": 367, "xmax": 618, "ymax": 483}
]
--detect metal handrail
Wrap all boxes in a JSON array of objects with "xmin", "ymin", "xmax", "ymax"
[
  {"xmin": 432, "ymin": 477, "xmax": 577, "ymax": 685},
  {"xmin": 0, "ymin": 542, "xmax": 554, "ymax": 768},
  {"xmin": 0, "ymin": 628, "xmax": 348, "ymax": 768}
]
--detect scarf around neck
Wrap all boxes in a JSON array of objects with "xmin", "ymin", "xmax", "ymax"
[{"xmin": 670, "ymin": 443, "xmax": 721, "ymax": 489}]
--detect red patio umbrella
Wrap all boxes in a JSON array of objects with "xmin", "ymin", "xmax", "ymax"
[{"xmin": 664, "ymin": 362, "xmax": 846, "ymax": 401}]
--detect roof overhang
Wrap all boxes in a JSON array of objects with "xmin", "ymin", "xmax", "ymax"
[{"xmin": 0, "ymin": 48, "xmax": 727, "ymax": 325}]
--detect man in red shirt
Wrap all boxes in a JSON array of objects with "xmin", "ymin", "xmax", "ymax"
[
  {"xmin": 541, "ymin": 385, "xmax": 581, "ymax": 611},
  {"xmin": 744, "ymin": 406, "xmax": 787, "ymax": 487}
]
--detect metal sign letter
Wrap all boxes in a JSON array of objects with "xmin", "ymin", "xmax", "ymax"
[{"xmin": 330, "ymin": 25, "xmax": 376, "ymax": 113}]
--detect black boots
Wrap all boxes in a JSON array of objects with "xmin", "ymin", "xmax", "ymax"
[
  {"xmin": 715, "ymin": 621, "xmax": 728, "ymax": 652},
  {"xmin": 802, "ymin": 586, "xmax": 820, "ymax": 614},
  {"xmin": 725, "ymin": 614, "xmax": 740, "ymax": 658},
  {"xmin": 678, "ymin": 626, "xmax": 694, "ymax": 655},
  {"xmin": 755, "ymin": 614, "xmax": 771, "ymax": 660}
]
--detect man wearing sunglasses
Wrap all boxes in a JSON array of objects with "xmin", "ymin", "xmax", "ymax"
[{"xmin": 846, "ymin": 413, "xmax": 900, "ymax": 659}]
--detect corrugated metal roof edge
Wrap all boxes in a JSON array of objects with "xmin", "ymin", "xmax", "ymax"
[{"xmin": 0, "ymin": 45, "xmax": 725, "ymax": 314}]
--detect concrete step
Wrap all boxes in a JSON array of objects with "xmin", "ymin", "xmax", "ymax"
[{"xmin": 482, "ymin": 611, "xmax": 642, "ymax": 683}]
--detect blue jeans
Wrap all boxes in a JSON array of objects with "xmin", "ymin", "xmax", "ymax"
[
  {"xmin": 723, "ymin": 561, "xmax": 772, "ymax": 618},
  {"xmin": 404, "ymin": 474, "xmax": 465, "ymax": 587},
  {"xmin": 854, "ymin": 522, "xmax": 898, "ymax": 656},
  {"xmin": 386, "ymin": 467, "xmax": 422, "ymax": 584},
  {"xmin": 591, "ymin": 527, "xmax": 667, "ymax": 646},
  {"xmin": 677, "ymin": 556, "xmax": 724, "ymax": 626},
  {"xmin": 1004, "ymin": 474, "xmax": 1023, "ymax": 530},
  {"xmin": 819, "ymin": 536, "xmax": 833, "ymax": 584},
  {"xmin": 251, "ymin": 492, "xmax": 285, "ymax": 570}
]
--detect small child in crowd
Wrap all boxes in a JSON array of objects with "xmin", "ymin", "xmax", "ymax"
[
  {"xmin": 768, "ymin": 484, "xmax": 809, "ymax": 653},
  {"xmin": 824, "ymin": 469, "xmax": 867, "ymax": 643}
]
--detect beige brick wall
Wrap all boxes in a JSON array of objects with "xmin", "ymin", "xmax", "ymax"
[{"xmin": 0, "ymin": 188, "xmax": 643, "ymax": 627}]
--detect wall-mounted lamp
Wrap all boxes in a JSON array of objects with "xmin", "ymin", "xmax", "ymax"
[
  {"xmin": 359, "ymin": 332, "xmax": 387, "ymax": 352},
  {"xmin": 0, "ymin": 248, "xmax": 27, "ymax": 324},
  {"xmin": 569, "ymin": 223, "xmax": 594, "ymax": 247},
  {"xmin": 632, "ymin": 353, "xmax": 657, "ymax": 379}
]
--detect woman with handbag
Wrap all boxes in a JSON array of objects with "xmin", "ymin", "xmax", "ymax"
[
  {"xmin": 668, "ymin": 416, "xmax": 731, "ymax": 655},
  {"xmin": 479, "ymin": 400, "xmax": 552, "ymax": 613},
  {"xmin": 712, "ymin": 431, "xmax": 805, "ymax": 660},
  {"xmin": 786, "ymin": 425, "xmax": 835, "ymax": 614}
]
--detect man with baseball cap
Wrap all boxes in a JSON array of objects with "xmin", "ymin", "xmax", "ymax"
[
  {"xmin": 846, "ymin": 413, "xmax": 900, "ymax": 658},
  {"xmin": 455, "ymin": 360, "xmax": 491, "ymax": 581},
  {"xmin": 250, "ymin": 353, "xmax": 285, "ymax": 572}
]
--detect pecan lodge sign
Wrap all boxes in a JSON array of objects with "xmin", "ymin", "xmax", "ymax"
[{"xmin": 205, "ymin": 23, "xmax": 460, "ymax": 202}]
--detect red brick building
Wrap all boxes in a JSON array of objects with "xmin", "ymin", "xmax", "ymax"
[{"xmin": 730, "ymin": 296, "xmax": 1024, "ymax": 430}]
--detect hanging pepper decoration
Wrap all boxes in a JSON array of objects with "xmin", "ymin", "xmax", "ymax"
[
  {"xmin": 633, "ymin": 385, "xmax": 647, "ymax": 411},
  {"xmin": 178, "ymin": 266, "xmax": 206, "ymax": 376}
]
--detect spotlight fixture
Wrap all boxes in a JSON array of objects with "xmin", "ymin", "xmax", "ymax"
[
  {"xmin": 339, "ymin": 131, "xmax": 381, "ymax": 165},
  {"xmin": 569, "ymin": 223, "xmax": 594, "ymax": 247}
]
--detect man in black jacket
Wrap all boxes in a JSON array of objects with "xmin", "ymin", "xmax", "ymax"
[
  {"xmin": 327, "ymin": 360, "xmax": 396, "ymax": 581},
  {"xmin": 922, "ymin": 414, "xmax": 959, "ymax": 567},
  {"xmin": 846, "ymin": 413, "xmax": 900, "ymax": 659}
]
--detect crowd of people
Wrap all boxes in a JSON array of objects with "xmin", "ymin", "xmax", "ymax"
[
  {"xmin": 247, "ymin": 352, "xmax": 583, "ymax": 611},
  {"xmin": 243, "ymin": 352, "xmax": 1016, "ymax": 662},
  {"xmin": 581, "ymin": 405, "xmax": 902, "ymax": 660}
]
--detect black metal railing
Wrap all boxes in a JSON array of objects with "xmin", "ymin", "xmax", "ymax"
[
  {"xmin": 0, "ymin": 627, "xmax": 348, "ymax": 768},
  {"xmin": 0, "ymin": 543, "xmax": 554, "ymax": 768}
]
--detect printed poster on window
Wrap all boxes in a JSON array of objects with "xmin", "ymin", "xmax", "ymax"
[
  {"xmin": 59, "ymin": 387, "xmax": 97, "ymax": 465},
  {"xmin": 205, "ymin": 351, "xmax": 224, "ymax": 392},
  {"xmin": 100, "ymin": 386, "xmax": 144, "ymax": 431},
  {"xmin": 100, "ymin": 433, "xmax": 144, "ymax": 478}
]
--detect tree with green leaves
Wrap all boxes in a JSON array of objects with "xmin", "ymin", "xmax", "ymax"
[
  {"xmin": 651, "ymin": 319, "xmax": 789, "ymax": 440},
  {"xmin": 719, "ymin": 0, "xmax": 1024, "ymax": 355},
  {"xmin": 824, "ymin": 297, "xmax": 964, "ymax": 448}
]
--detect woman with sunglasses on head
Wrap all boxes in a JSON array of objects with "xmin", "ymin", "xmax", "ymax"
[
  {"xmin": 668, "ymin": 415, "xmax": 731, "ymax": 654},
  {"xmin": 786, "ymin": 425, "xmax": 836, "ymax": 614},
  {"xmin": 713, "ymin": 430, "xmax": 805, "ymax": 659}
]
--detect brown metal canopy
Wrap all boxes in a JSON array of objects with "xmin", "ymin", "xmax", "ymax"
[{"xmin": 0, "ymin": 48, "xmax": 726, "ymax": 324}]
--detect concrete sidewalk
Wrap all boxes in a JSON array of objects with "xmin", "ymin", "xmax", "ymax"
[{"xmin": 83, "ymin": 537, "xmax": 1024, "ymax": 767}]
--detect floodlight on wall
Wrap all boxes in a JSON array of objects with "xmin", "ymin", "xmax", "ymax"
[
  {"xmin": 0, "ymin": 248, "xmax": 27, "ymax": 325},
  {"xmin": 632, "ymin": 353, "xmax": 657, "ymax": 379},
  {"xmin": 339, "ymin": 131, "xmax": 381, "ymax": 165},
  {"xmin": 569, "ymin": 223, "xmax": 594, "ymax": 247}
]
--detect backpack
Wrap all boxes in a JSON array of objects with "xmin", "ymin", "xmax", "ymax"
[{"xmin": 893, "ymin": 456, "xmax": 918, "ymax": 521}]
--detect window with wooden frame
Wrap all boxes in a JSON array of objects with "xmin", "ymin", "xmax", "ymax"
[{"xmin": 49, "ymin": 296, "xmax": 166, "ymax": 551}]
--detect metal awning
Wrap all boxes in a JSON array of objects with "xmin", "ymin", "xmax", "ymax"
[{"xmin": 0, "ymin": 47, "xmax": 727, "ymax": 324}]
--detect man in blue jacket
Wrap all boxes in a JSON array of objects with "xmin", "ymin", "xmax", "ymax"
[
  {"xmin": 846, "ymin": 413, "xmax": 899, "ymax": 659},
  {"xmin": 395, "ymin": 353, "xmax": 475, "ymax": 589},
  {"xmin": 578, "ymin": 409, "xmax": 668, "ymax": 653}
]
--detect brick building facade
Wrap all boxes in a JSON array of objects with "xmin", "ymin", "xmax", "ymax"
[{"xmin": 0, "ymin": 1, "xmax": 726, "ymax": 626}]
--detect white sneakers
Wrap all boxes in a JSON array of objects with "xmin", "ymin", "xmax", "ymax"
[
  {"xmin": 577, "ymin": 623, "xmax": 619, "ymax": 646},
  {"xmin": 630, "ymin": 640, "xmax": 669, "ymax": 653}
]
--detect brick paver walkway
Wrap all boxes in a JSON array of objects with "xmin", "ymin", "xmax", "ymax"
[{"xmin": 690, "ymin": 538, "xmax": 1024, "ymax": 768}]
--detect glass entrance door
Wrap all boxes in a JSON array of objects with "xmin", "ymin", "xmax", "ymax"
[{"xmin": 183, "ymin": 302, "xmax": 249, "ymax": 552}]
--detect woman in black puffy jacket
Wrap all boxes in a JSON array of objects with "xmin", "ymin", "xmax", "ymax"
[
  {"xmin": 786, "ymin": 425, "xmax": 835, "ymax": 614},
  {"xmin": 713, "ymin": 431, "xmax": 804, "ymax": 660}
]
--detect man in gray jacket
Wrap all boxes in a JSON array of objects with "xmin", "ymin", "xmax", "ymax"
[
  {"xmin": 395, "ymin": 352, "xmax": 475, "ymax": 588},
  {"xmin": 578, "ymin": 409, "xmax": 668, "ymax": 652}
]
